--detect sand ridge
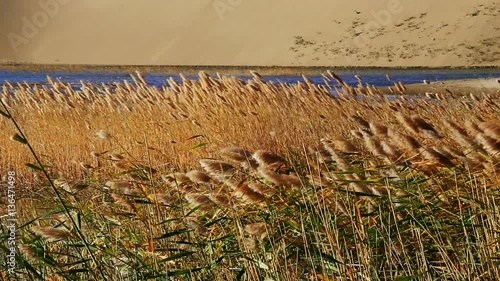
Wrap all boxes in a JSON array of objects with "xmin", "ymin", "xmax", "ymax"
[{"xmin": 0, "ymin": 0, "xmax": 499, "ymax": 67}]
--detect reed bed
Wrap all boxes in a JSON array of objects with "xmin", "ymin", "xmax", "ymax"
[{"xmin": 0, "ymin": 71, "xmax": 499, "ymax": 280}]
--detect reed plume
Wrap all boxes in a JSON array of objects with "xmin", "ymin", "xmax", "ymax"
[
  {"xmin": 479, "ymin": 120, "xmax": 500, "ymax": 140},
  {"xmin": 395, "ymin": 112, "xmax": 419, "ymax": 135},
  {"xmin": 186, "ymin": 170, "xmax": 212, "ymax": 183},
  {"xmin": 321, "ymin": 135, "xmax": 358, "ymax": 153},
  {"xmin": 253, "ymin": 150, "xmax": 289, "ymax": 172},
  {"xmin": 32, "ymin": 226, "xmax": 71, "ymax": 242},
  {"xmin": 184, "ymin": 193, "xmax": 216, "ymax": 212},
  {"xmin": 234, "ymin": 182, "xmax": 266, "ymax": 203},
  {"xmin": 369, "ymin": 122, "xmax": 390, "ymax": 138},
  {"xmin": 199, "ymin": 159, "xmax": 236, "ymax": 176},
  {"xmin": 411, "ymin": 115, "xmax": 442, "ymax": 140},
  {"xmin": 244, "ymin": 222, "xmax": 269, "ymax": 239},
  {"xmin": 220, "ymin": 146, "xmax": 259, "ymax": 170}
]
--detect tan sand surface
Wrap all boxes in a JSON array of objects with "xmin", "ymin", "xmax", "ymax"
[
  {"xmin": 0, "ymin": 0, "xmax": 499, "ymax": 67},
  {"xmin": 399, "ymin": 78, "xmax": 500, "ymax": 96},
  {"xmin": 433, "ymin": 78, "xmax": 500, "ymax": 89}
]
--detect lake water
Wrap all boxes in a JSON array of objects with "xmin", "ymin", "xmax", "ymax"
[{"xmin": 0, "ymin": 69, "xmax": 499, "ymax": 88}]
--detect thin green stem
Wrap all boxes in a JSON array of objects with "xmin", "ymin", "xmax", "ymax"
[{"xmin": 0, "ymin": 99, "xmax": 107, "ymax": 280}]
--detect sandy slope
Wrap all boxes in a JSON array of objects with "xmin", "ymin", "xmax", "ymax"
[{"xmin": 0, "ymin": 0, "xmax": 498, "ymax": 66}]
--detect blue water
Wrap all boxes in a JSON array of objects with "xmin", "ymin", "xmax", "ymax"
[{"xmin": 0, "ymin": 69, "xmax": 499, "ymax": 88}]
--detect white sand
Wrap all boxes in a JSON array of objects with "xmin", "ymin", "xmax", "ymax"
[{"xmin": 0, "ymin": 0, "xmax": 499, "ymax": 66}]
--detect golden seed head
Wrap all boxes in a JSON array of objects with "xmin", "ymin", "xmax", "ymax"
[
  {"xmin": 152, "ymin": 193, "xmax": 176, "ymax": 205},
  {"xmin": 90, "ymin": 151, "xmax": 102, "ymax": 158},
  {"xmin": 244, "ymin": 222, "xmax": 269, "ymax": 239},
  {"xmin": 96, "ymin": 129, "xmax": 110, "ymax": 140},
  {"xmin": 184, "ymin": 193, "xmax": 216, "ymax": 212},
  {"xmin": 110, "ymin": 153, "xmax": 125, "ymax": 161},
  {"xmin": 106, "ymin": 180, "xmax": 131, "ymax": 190},
  {"xmin": 32, "ymin": 226, "xmax": 71, "ymax": 242},
  {"xmin": 111, "ymin": 193, "xmax": 135, "ymax": 210},
  {"xmin": 19, "ymin": 244, "xmax": 36, "ymax": 259},
  {"xmin": 185, "ymin": 170, "xmax": 212, "ymax": 183},
  {"xmin": 162, "ymin": 173, "xmax": 191, "ymax": 187},
  {"xmin": 208, "ymin": 193, "xmax": 232, "ymax": 208},
  {"xmin": 10, "ymin": 133, "xmax": 27, "ymax": 144},
  {"xmin": 80, "ymin": 162, "xmax": 93, "ymax": 170},
  {"xmin": 199, "ymin": 159, "xmax": 236, "ymax": 176}
]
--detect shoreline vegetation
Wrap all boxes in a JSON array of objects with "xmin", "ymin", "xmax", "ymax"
[
  {"xmin": 1, "ymin": 63, "xmax": 500, "ymax": 75},
  {"xmin": 0, "ymin": 71, "xmax": 499, "ymax": 280}
]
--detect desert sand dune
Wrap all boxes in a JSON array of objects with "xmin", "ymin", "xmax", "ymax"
[{"xmin": 0, "ymin": 0, "xmax": 498, "ymax": 66}]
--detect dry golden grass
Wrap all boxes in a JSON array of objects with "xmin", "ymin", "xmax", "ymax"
[
  {"xmin": 0, "ymin": 71, "xmax": 499, "ymax": 280},
  {"xmin": 0, "ymin": 71, "xmax": 498, "ymax": 184}
]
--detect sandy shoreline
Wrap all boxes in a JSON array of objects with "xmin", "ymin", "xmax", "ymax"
[
  {"xmin": 431, "ymin": 78, "xmax": 500, "ymax": 89},
  {"xmin": 0, "ymin": 63, "xmax": 499, "ymax": 76},
  {"xmin": 1, "ymin": 64, "xmax": 498, "ymax": 96},
  {"xmin": 397, "ymin": 78, "xmax": 500, "ymax": 96},
  {"xmin": 0, "ymin": 64, "xmax": 403, "ymax": 75},
  {"xmin": 0, "ymin": 62, "xmax": 499, "ymax": 94}
]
